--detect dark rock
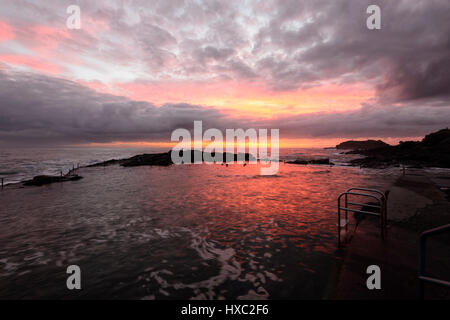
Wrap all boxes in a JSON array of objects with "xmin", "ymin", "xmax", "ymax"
[
  {"xmin": 336, "ymin": 140, "xmax": 389, "ymax": 150},
  {"xmin": 23, "ymin": 175, "xmax": 55, "ymax": 186},
  {"xmin": 23, "ymin": 174, "xmax": 83, "ymax": 186},
  {"xmin": 121, "ymin": 152, "xmax": 173, "ymax": 167},
  {"xmin": 286, "ymin": 159, "xmax": 308, "ymax": 165},
  {"xmin": 179, "ymin": 150, "xmax": 256, "ymax": 163},
  {"xmin": 309, "ymin": 158, "xmax": 334, "ymax": 165},
  {"xmin": 350, "ymin": 128, "xmax": 450, "ymax": 168},
  {"xmin": 88, "ymin": 151, "xmax": 258, "ymax": 168},
  {"xmin": 286, "ymin": 158, "xmax": 335, "ymax": 166}
]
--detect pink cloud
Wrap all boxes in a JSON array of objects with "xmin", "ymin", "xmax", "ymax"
[
  {"xmin": 23, "ymin": 25, "xmax": 72, "ymax": 53},
  {"xmin": 0, "ymin": 54, "xmax": 61, "ymax": 74},
  {"xmin": 0, "ymin": 21, "xmax": 14, "ymax": 41},
  {"xmin": 0, "ymin": 23, "xmax": 86, "ymax": 76}
]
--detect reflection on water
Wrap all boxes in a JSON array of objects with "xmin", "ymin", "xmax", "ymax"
[{"xmin": 0, "ymin": 162, "xmax": 397, "ymax": 299}]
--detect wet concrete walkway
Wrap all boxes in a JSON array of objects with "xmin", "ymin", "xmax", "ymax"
[{"xmin": 333, "ymin": 173, "xmax": 450, "ymax": 299}]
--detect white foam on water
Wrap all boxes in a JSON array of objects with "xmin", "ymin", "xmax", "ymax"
[
  {"xmin": 237, "ymin": 287, "xmax": 269, "ymax": 300},
  {"xmin": 142, "ymin": 227, "xmax": 278, "ymax": 299},
  {"xmin": 0, "ymin": 258, "xmax": 20, "ymax": 277}
]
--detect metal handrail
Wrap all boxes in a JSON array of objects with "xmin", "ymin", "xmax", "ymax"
[
  {"xmin": 342, "ymin": 192, "xmax": 382, "ymax": 202},
  {"xmin": 337, "ymin": 188, "xmax": 388, "ymax": 248},
  {"xmin": 352, "ymin": 188, "xmax": 389, "ymax": 239},
  {"xmin": 346, "ymin": 187, "xmax": 386, "ymax": 200},
  {"xmin": 418, "ymin": 224, "xmax": 450, "ymax": 299},
  {"xmin": 338, "ymin": 207, "xmax": 382, "ymax": 216},
  {"xmin": 347, "ymin": 201, "xmax": 381, "ymax": 209}
]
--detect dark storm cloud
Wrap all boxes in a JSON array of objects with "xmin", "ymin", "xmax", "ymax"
[
  {"xmin": 267, "ymin": 102, "xmax": 450, "ymax": 139},
  {"xmin": 252, "ymin": 0, "xmax": 450, "ymax": 100},
  {"xmin": 1, "ymin": 0, "xmax": 450, "ymax": 145},
  {"xmin": 0, "ymin": 68, "xmax": 243, "ymax": 146},
  {"xmin": 1, "ymin": 67, "xmax": 449, "ymax": 146},
  {"xmin": 3, "ymin": 0, "xmax": 449, "ymax": 101}
]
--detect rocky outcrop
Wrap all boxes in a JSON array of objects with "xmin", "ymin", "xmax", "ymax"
[
  {"xmin": 23, "ymin": 174, "xmax": 83, "ymax": 186},
  {"xmin": 286, "ymin": 158, "xmax": 334, "ymax": 165},
  {"xmin": 121, "ymin": 152, "xmax": 173, "ymax": 167},
  {"xmin": 286, "ymin": 159, "xmax": 308, "ymax": 165},
  {"xmin": 336, "ymin": 140, "xmax": 389, "ymax": 150},
  {"xmin": 350, "ymin": 128, "xmax": 450, "ymax": 168},
  {"xmin": 309, "ymin": 158, "xmax": 334, "ymax": 165},
  {"xmin": 88, "ymin": 151, "xmax": 257, "ymax": 168}
]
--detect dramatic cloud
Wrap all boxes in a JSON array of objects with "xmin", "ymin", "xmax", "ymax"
[
  {"xmin": 251, "ymin": 0, "xmax": 450, "ymax": 99},
  {"xmin": 0, "ymin": 0, "xmax": 449, "ymax": 145},
  {"xmin": 0, "ymin": 68, "xmax": 243, "ymax": 145},
  {"xmin": 267, "ymin": 101, "xmax": 450, "ymax": 139},
  {"xmin": 1, "ymin": 67, "xmax": 449, "ymax": 146},
  {"xmin": 1, "ymin": 0, "xmax": 448, "ymax": 95}
]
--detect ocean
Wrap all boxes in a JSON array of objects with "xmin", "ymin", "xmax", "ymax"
[
  {"xmin": 0, "ymin": 146, "xmax": 362, "ymax": 185},
  {"xmin": 0, "ymin": 147, "xmax": 398, "ymax": 299}
]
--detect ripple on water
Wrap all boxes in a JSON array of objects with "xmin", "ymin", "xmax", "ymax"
[{"xmin": 0, "ymin": 161, "xmax": 398, "ymax": 299}]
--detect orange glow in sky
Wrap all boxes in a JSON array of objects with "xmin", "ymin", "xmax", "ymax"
[
  {"xmin": 79, "ymin": 136, "xmax": 413, "ymax": 150},
  {"xmin": 83, "ymin": 80, "xmax": 375, "ymax": 118}
]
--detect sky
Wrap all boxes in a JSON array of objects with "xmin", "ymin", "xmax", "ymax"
[{"xmin": 0, "ymin": 0, "xmax": 449, "ymax": 147}]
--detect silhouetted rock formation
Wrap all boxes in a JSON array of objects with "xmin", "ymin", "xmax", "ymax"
[
  {"xmin": 23, "ymin": 174, "xmax": 83, "ymax": 186},
  {"xmin": 121, "ymin": 152, "xmax": 173, "ymax": 167},
  {"xmin": 286, "ymin": 158, "xmax": 334, "ymax": 165},
  {"xmin": 88, "ymin": 151, "xmax": 257, "ymax": 168},
  {"xmin": 310, "ymin": 158, "xmax": 334, "ymax": 165},
  {"xmin": 336, "ymin": 139, "xmax": 389, "ymax": 150},
  {"xmin": 351, "ymin": 128, "xmax": 450, "ymax": 168},
  {"xmin": 286, "ymin": 159, "xmax": 308, "ymax": 165}
]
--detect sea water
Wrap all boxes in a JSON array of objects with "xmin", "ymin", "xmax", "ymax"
[{"xmin": 0, "ymin": 147, "xmax": 397, "ymax": 299}]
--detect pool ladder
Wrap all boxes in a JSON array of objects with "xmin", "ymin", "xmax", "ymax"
[
  {"xmin": 337, "ymin": 188, "xmax": 389, "ymax": 248},
  {"xmin": 418, "ymin": 223, "xmax": 450, "ymax": 298}
]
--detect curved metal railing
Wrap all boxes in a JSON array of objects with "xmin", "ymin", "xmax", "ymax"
[{"xmin": 337, "ymin": 187, "xmax": 388, "ymax": 248}]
